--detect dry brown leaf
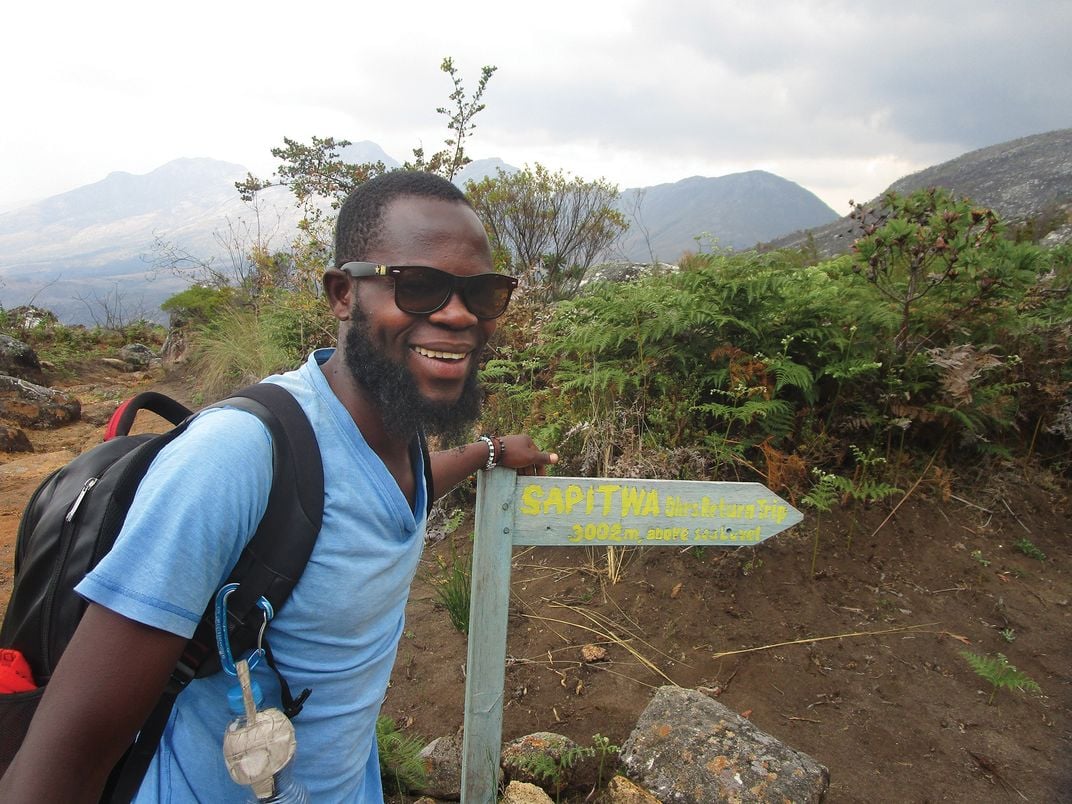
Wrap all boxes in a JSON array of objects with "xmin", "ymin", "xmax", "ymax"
[{"xmin": 671, "ymin": 582, "xmax": 683, "ymax": 599}]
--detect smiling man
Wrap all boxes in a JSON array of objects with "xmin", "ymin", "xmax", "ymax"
[{"xmin": 0, "ymin": 171, "xmax": 557, "ymax": 802}]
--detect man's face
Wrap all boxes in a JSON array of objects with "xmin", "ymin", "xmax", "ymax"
[{"xmin": 342, "ymin": 196, "xmax": 499, "ymax": 441}]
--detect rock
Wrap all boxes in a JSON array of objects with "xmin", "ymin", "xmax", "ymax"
[
  {"xmin": 582, "ymin": 644, "xmax": 608, "ymax": 663},
  {"xmin": 501, "ymin": 780, "xmax": 554, "ymax": 804},
  {"xmin": 0, "ymin": 425, "xmax": 33, "ymax": 452},
  {"xmin": 1041, "ymin": 222, "xmax": 1072, "ymax": 247},
  {"xmin": 0, "ymin": 334, "xmax": 43, "ymax": 381},
  {"xmin": 418, "ymin": 730, "xmax": 464, "ymax": 799},
  {"xmin": 118, "ymin": 343, "xmax": 157, "ymax": 370},
  {"xmin": 502, "ymin": 732, "xmax": 579, "ymax": 790},
  {"xmin": 100, "ymin": 358, "xmax": 131, "ymax": 372},
  {"xmin": 161, "ymin": 327, "xmax": 190, "ymax": 364},
  {"xmin": 5, "ymin": 306, "xmax": 58, "ymax": 331},
  {"xmin": 599, "ymin": 774, "xmax": 661, "ymax": 803},
  {"xmin": 0, "ymin": 375, "xmax": 81, "ymax": 428},
  {"xmin": 620, "ymin": 686, "xmax": 829, "ymax": 803},
  {"xmin": 579, "ymin": 261, "xmax": 678, "ymax": 291},
  {"xmin": 81, "ymin": 400, "xmax": 122, "ymax": 427}
]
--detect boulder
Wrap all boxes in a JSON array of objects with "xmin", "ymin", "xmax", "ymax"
[
  {"xmin": 0, "ymin": 375, "xmax": 81, "ymax": 428},
  {"xmin": 0, "ymin": 334, "xmax": 43, "ymax": 381},
  {"xmin": 161, "ymin": 327, "xmax": 190, "ymax": 364},
  {"xmin": 599, "ymin": 774, "xmax": 661, "ymax": 803},
  {"xmin": 502, "ymin": 732, "xmax": 579, "ymax": 791},
  {"xmin": 5, "ymin": 306, "xmax": 58, "ymax": 330},
  {"xmin": 0, "ymin": 425, "xmax": 33, "ymax": 452},
  {"xmin": 118, "ymin": 343, "xmax": 158, "ymax": 370},
  {"xmin": 80, "ymin": 400, "xmax": 122, "ymax": 427},
  {"xmin": 620, "ymin": 687, "xmax": 829, "ymax": 803},
  {"xmin": 501, "ymin": 781, "xmax": 554, "ymax": 804},
  {"xmin": 417, "ymin": 729, "xmax": 464, "ymax": 799}
]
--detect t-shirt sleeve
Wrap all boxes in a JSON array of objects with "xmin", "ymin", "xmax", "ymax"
[{"xmin": 76, "ymin": 407, "xmax": 274, "ymax": 638}]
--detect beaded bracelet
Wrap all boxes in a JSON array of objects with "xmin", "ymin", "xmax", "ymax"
[{"xmin": 478, "ymin": 435, "xmax": 497, "ymax": 471}]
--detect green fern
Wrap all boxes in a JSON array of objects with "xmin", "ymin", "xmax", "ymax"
[
  {"xmin": 376, "ymin": 716, "xmax": 428, "ymax": 793},
  {"xmin": 961, "ymin": 651, "xmax": 1041, "ymax": 704}
]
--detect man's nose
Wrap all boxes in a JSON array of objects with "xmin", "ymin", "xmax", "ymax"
[{"xmin": 428, "ymin": 290, "xmax": 478, "ymax": 326}]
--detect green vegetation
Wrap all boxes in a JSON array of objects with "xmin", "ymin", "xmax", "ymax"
[
  {"xmin": 431, "ymin": 542, "xmax": 472, "ymax": 634},
  {"xmin": 375, "ymin": 715, "xmax": 427, "ymax": 794},
  {"xmin": 0, "ymin": 305, "xmax": 166, "ymax": 376},
  {"xmin": 1014, "ymin": 537, "xmax": 1047, "ymax": 561},
  {"xmin": 504, "ymin": 733, "xmax": 621, "ymax": 798},
  {"xmin": 801, "ymin": 446, "xmax": 902, "ymax": 574},
  {"xmin": 961, "ymin": 651, "xmax": 1041, "ymax": 704},
  {"xmin": 189, "ymin": 306, "xmax": 300, "ymax": 398},
  {"xmin": 481, "ymin": 190, "xmax": 1071, "ymax": 491},
  {"xmin": 467, "ymin": 164, "xmax": 628, "ymax": 300}
]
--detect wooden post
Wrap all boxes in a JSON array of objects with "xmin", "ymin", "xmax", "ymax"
[{"xmin": 460, "ymin": 468, "xmax": 516, "ymax": 803}]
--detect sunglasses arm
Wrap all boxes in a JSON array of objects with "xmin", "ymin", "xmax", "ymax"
[{"xmin": 337, "ymin": 262, "xmax": 387, "ymax": 279}]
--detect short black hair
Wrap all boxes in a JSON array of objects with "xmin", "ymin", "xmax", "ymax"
[{"xmin": 334, "ymin": 171, "xmax": 470, "ymax": 265}]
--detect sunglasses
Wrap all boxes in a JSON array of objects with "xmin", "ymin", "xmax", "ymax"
[{"xmin": 338, "ymin": 262, "xmax": 518, "ymax": 320}]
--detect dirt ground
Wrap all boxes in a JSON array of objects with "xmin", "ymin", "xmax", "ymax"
[{"xmin": 1, "ymin": 363, "xmax": 1069, "ymax": 803}]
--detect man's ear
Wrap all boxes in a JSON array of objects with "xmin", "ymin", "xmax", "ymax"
[{"xmin": 323, "ymin": 269, "xmax": 353, "ymax": 321}]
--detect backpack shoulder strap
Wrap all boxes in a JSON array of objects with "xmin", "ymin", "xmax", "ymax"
[{"xmin": 187, "ymin": 382, "xmax": 325, "ymax": 676}]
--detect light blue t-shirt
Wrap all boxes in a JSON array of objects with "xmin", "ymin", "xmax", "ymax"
[{"xmin": 76, "ymin": 349, "xmax": 427, "ymax": 802}]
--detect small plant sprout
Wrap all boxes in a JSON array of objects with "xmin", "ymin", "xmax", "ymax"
[
  {"xmin": 970, "ymin": 550, "xmax": 991, "ymax": 567},
  {"xmin": 801, "ymin": 468, "xmax": 841, "ymax": 577},
  {"xmin": 999, "ymin": 628, "xmax": 1016, "ymax": 643},
  {"xmin": 1014, "ymin": 537, "xmax": 1046, "ymax": 561},
  {"xmin": 801, "ymin": 447, "xmax": 902, "ymax": 576},
  {"xmin": 961, "ymin": 651, "xmax": 1041, "ymax": 704}
]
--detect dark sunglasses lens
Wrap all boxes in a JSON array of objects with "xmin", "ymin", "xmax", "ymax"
[
  {"xmin": 465, "ymin": 276, "xmax": 515, "ymax": 319},
  {"xmin": 394, "ymin": 267, "xmax": 451, "ymax": 314}
]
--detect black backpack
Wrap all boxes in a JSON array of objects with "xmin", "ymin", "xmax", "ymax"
[{"xmin": 0, "ymin": 383, "xmax": 332, "ymax": 800}]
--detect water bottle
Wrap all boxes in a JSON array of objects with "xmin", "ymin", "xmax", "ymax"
[{"xmin": 223, "ymin": 660, "xmax": 310, "ymax": 803}]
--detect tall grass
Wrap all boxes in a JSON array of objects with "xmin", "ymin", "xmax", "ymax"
[{"xmin": 191, "ymin": 307, "xmax": 300, "ymax": 398}]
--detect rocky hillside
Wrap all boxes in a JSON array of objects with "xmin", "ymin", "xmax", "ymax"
[{"xmin": 765, "ymin": 128, "xmax": 1072, "ymax": 256}]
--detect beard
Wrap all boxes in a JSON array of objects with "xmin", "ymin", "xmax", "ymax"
[{"xmin": 343, "ymin": 304, "xmax": 484, "ymax": 446}]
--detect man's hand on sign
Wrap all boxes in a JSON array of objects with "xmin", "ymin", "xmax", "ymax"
[{"xmin": 497, "ymin": 434, "xmax": 559, "ymax": 476}]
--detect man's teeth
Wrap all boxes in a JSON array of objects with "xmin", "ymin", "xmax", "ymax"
[{"xmin": 414, "ymin": 346, "xmax": 466, "ymax": 360}]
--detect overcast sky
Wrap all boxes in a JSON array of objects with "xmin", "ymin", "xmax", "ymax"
[{"xmin": 3, "ymin": 0, "xmax": 1069, "ymax": 215}]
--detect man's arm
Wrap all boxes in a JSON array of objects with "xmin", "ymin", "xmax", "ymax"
[
  {"xmin": 0, "ymin": 604, "xmax": 188, "ymax": 803},
  {"xmin": 430, "ymin": 434, "xmax": 558, "ymax": 498}
]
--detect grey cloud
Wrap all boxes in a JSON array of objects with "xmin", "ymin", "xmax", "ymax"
[{"xmin": 479, "ymin": 0, "xmax": 1071, "ymax": 172}]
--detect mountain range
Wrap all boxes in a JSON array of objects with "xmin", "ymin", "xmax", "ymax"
[{"xmin": 3, "ymin": 129, "xmax": 1068, "ymax": 324}]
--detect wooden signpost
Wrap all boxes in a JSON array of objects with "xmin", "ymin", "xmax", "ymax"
[{"xmin": 460, "ymin": 470, "xmax": 803, "ymax": 802}]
